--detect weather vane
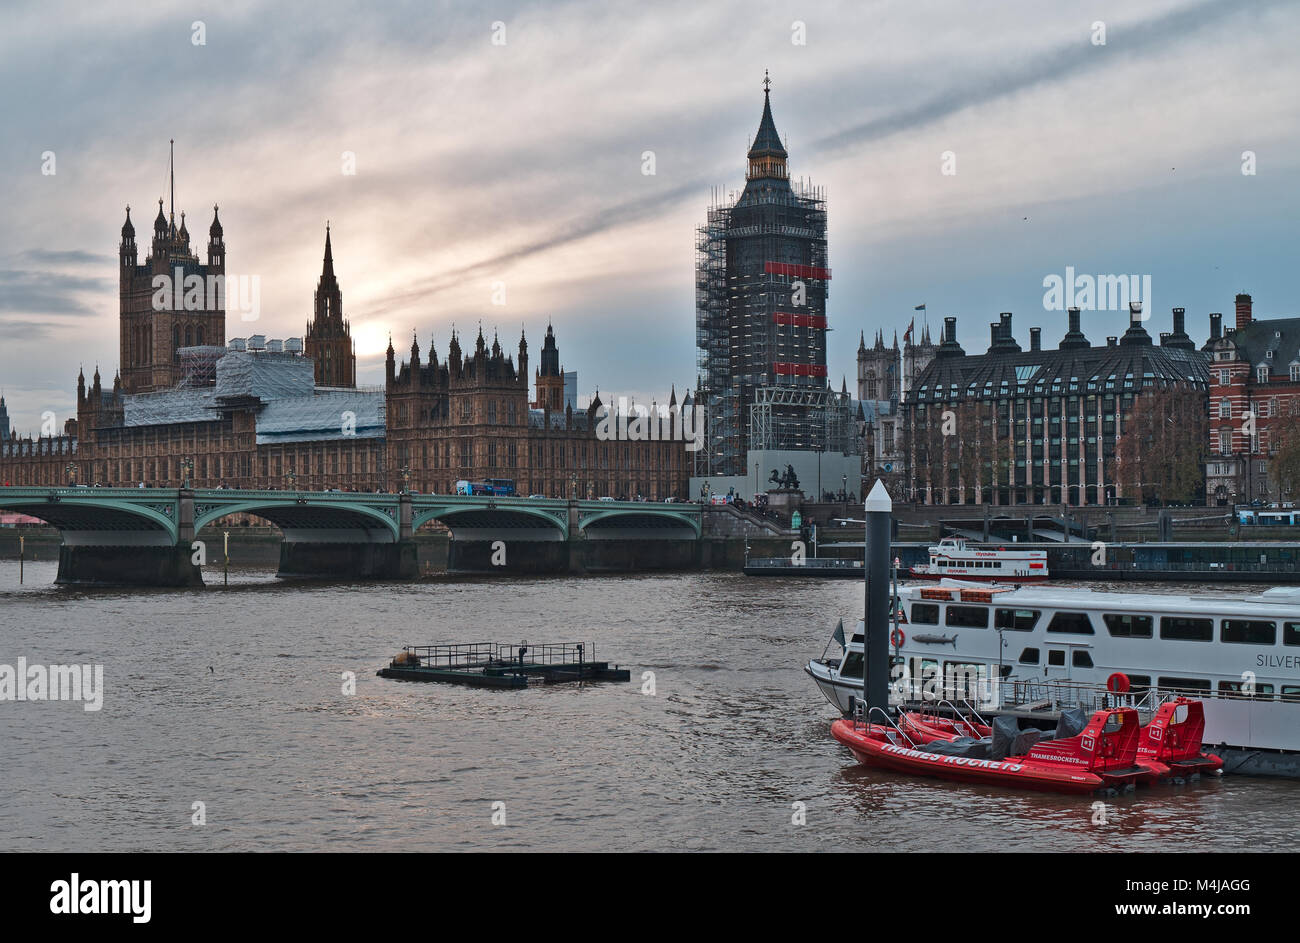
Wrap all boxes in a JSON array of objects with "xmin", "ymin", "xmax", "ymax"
[{"xmin": 763, "ymin": 70, "xmax": 771, "ymax": 93}]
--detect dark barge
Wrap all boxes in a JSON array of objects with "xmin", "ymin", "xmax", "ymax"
[{"xmin": 377, "ymin": 642, "xmax": 631, "ymax": 688}]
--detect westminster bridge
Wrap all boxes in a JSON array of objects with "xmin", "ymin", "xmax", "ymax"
[{"xmin": 0, "ymin": 487, "xmax": 775, "ymax": 586}]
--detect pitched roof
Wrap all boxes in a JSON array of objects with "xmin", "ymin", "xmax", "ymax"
[{"xmin": 747, "ymin": 89, "xmax": 787, "ymax": 159}]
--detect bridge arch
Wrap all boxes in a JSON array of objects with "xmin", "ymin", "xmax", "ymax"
[
  {"xmin": 413, "ymin": 504, "xmax": 568, "ymax": 541},
  {"xmin": 0, "ymin": 489, "xmax": 180, "ymax": 544},
  {"xmin": 193, "ymin": 496, "xmax": 401, "ymax": 542},
  {"xmin": 578, "ymin": 508, "xmax": 701, "ymax": 539}
]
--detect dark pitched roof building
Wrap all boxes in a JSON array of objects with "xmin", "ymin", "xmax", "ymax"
[{"xmin": 904, "ymin": 306, "xmax": 1210, "ymax": 506}]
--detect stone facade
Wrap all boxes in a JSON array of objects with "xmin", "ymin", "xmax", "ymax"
[{"xmin": 385, "ymin": 327, "xmax": 689, "ymax": 499}]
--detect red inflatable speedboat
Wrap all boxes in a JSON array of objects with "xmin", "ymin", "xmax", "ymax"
[
  {"xmin": 1136, "ymin": 698, "xmax": 1224, "ymax": 780},
  {"xmin": 900, "ymin": 711, "xmax": 991, "ymax": 743},
  {"xmin": 832, "ymin": 707, "xmax": 1150, "ymax": 794}
]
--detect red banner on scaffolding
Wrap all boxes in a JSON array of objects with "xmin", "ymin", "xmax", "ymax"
[
  {"xmin": 772, "ymin": 311, "xmax": 827, "ymax": 328},
  {"xmin": 773, "ymin": 362, "xmax": 828, "ymax": 377},
  {"xmin": 764, "ymin": 262, "xmax": 831, "ymax": 280}
]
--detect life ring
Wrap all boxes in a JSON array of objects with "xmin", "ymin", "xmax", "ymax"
[
  {"xmin": 891, "ymin": 628, "xmax": 905, "ymax": 649},
  {"xmin": 1106, "ymin": 672, "xmax": 1130, "ymax": 694}
]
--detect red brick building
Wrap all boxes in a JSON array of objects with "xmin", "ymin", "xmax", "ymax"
[
  {"xmin": 385, "ymin": 327, "xmax": 689, "ymax": 499},
  {"xmin": 1204, "ymin": 293, "xmax": 1300, "ymax": 505}
]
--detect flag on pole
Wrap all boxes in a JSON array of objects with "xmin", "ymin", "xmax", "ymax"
[
  {"xmin": 903, "ymin": 319, "xmax": 913, "ymax": 343},
  {"xmin": 914, "ymin": 304, "xmax": 926, "ymax": 311},
  {"xmin": 832, "ymin": 618, "xmax": 845, "ymax": 649}
]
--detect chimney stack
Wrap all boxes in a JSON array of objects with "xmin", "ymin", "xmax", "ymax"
[
  {"xmin": 1029, "ymin": 327, "xmax": 1041, "ymax": 351},
  {"xmin": 1209, "ymin": 312, "xmax": 1223, "ymax": 340},
  {"xmin": 1107, "ymin": 336, "xmax": 1117, "ymax": 347},
  {"xmin": 1236, "ymin": 293, "xmax": 1253, "ymax": 330},
  {"xmin": 937, "ymin": 316, "xmax": 965, "ymax": 357},
  {"xmin": 1060, "ymin": 307, "xmax": 1090, "ymax": 349},
  {"xmin": 1172, "ymin": 307, "xmax": 1186, "ymax": 336}
]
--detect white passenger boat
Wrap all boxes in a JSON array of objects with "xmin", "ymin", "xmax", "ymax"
[
  {"xmin": 806, "ymin": 580, "xmax": 1300, "ymax": 776},
  {"xmin": 908, "ymin": 537, "xmax": 1048, "ymax": 582}
]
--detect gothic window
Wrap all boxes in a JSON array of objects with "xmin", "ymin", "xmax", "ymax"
[
  {"xmin": 185, "ymin": 326, "xmax": 193, "ymax": 347},
  {"xmin": 197, "ymin": 326, "xmax": 204, "ymax": 345},
  {"xmin": 173, "ymin": 325, "xmax": 181, "ymax": 349}
]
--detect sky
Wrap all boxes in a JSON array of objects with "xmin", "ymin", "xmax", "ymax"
[{"xmin": 1, "ymin": 0, "xmax": 1298, "ymax": 435}]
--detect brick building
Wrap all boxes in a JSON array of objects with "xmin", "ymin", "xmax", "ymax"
[
  {"xmin": 1204, "ymin": 293, "xmax": 1300, "ymax": 505},
  {"xmin": 2, "ymin": 192, "xmax": 688, "ymax": 500},
  {"xmin": 902, "ymin": 306, "xmax": 1210, "ymax": 506},
  {"xmin": 385, "ymin": 327, "xmax": 689, "ymax": 499}
]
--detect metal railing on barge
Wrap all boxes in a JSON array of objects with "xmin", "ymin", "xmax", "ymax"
[{"xmin": 397, "ymin": 641, "xmax": 597, "ymax": 672}]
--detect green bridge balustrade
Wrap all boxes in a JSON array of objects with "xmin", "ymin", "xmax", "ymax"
[{"xmin": 0, "ymin": 486, "xmax": 704, "ymax": 585}]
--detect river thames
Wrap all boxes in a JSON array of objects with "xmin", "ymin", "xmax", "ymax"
[{"xmin": 1, "ymin": 561, "xmax": 1295, "ymax": 852}]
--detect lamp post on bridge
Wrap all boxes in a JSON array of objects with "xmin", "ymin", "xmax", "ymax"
[
  {"xmin": 65, "ymin": 463, "xmax": 77, "ymax": 487},
  {"xmin": 400, "ymin": 466, "xmax": 409, "ymax": 495},
  {"xmin": 181, "ymin": 457, "xmax": 194, "ymax": 490}
]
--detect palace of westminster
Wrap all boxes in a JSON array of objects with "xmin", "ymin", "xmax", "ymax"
[{"xmin": 0, "ymin": 172, "xmax": 689, "ymax": 500}]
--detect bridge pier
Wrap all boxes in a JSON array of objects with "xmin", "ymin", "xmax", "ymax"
[
  {"xmin": 56, "ymin": 543, "xmax": 203, "ymax": 588},
  {"xmin": 277, "ymin": 540, "xmax": 418, "ymax": 580}
]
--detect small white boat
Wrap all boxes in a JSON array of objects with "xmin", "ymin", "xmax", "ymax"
[{"xmin": 909, "ymin": 536, "xmax": 1048, "ymax": 581}]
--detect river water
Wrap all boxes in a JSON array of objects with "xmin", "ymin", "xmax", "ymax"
[{"xmin": 0, "ymin": 561, "xmax": 1294, "ymax": 852}]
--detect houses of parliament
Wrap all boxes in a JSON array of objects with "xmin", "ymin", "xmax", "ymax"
[{"xmin": 0, "ymin": 158, "xmax": 689, "ymax": 500}]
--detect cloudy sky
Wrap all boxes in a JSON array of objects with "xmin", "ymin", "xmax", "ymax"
[{"xmin": 1, "ymin": 0, "xmax": 1298, "ymax": 435}]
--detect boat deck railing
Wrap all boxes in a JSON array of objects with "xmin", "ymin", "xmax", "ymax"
[
  {"xmin": 998, "ymin": 677, "xmax": 1287, "ymax": 713},
  {"xmin": 745, "ymin": 556, "xmax": 862, "ymax": 570},
  {"xmin": 399, "ymin": 641, "xmax": 595, "ymax": 671}
]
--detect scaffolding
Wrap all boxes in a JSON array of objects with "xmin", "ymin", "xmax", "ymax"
[
  {"xmin": 749, "ymin": 386, "xmax": 852, "ymax": 453},
  {"xmin": 694, "ymin": 179, "xmax": 832, "ymax": 478}
]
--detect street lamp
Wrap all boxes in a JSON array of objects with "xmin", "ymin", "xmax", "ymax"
[
  {"xmin": 181, "ymin": 457, "xmax": 194, "ymax": 489},
  {"xmin": 65, "ymin": 463, "xmax": 77, "ymax": 486},
  {"xmin": 400, "ymin": 466, "xmax": 409, "ymax": 494},
  {"xmin": 287, "ymin": 468, "xmax": 298, "ymax": 492}
]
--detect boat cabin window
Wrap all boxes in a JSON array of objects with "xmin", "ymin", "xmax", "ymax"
[
  {"xmin": 1282, "ymin": 686, "xmax": 1300, "ymax": 702},
  {"xmin": 1127, "ymin": 674, "xmax": 1152, "ymax": 694},
  {"xmin": 943, "ymin": 662, "xmax": 987, "ymax": 700},
  {"xmin": 1103, "ymin": 613, "xmax": 1153, "ymax": 638},
  {"xmin": 1221, "ymin": 619, "xmax": 1277, "ymax": 645},
  {"xmin": 1019, "ymin": 647, "xmax": 1039, "ymax": 665},
  {"xmin": 1158, "ymin": 676, "xmax": 1211, "ymax": 694},
  {"xmin": 1283, "ymin": 622, "xmax": 1300, "ymax": 646},
  {"xmin": 1218, "ymin": 680, "xmax": 1275, "ymax": 700},
  {"xmin": 1046, "ymin": 611, "xmax": 1095, "ymax": 635},
  {"xmin": 841, "ymin": 651, "xmax": 864, "ymax": 677},
  {"xmin": 1160, "ymin": 617, "xmax": 1213, "ymax": 642},
  {"xmin": 1072, "ymin": 651, "xmax": 1094, "ymax": 668},
  {"xmin": 995, "ymin": 608, "xmax": 1039, "ymax": 631},
  {"xmin": 1047, "ymin": 650, "xmax": 1066, "ymax": 666},
  {"xmin": 945, "ymin": 605, "xmax": 989, "ymax": 628},
  {"xmin": 910, "ymin": 603, "xmax": 939, "ymax": 625}
]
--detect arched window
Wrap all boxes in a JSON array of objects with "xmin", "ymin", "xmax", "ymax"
[
  {"xmin": 197, "ymin": 326, "xmax": 204, "ymax": 345},
  {"xmin": 173, "ymin": 325, "xmax": 181, "ymax": 349},
  {"xmin": 185, "ymin": 326, "xmax": 192, "ymax": 347}
]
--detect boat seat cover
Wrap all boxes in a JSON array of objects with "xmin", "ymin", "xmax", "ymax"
[
  {"xmin": 1055, "ymin": 706, "xmax": 1090, "ymax": 740},
  {"xmin": 990, "ymin": 715, "xmax": 1021, "ymax": 761},
  {"xmin": 917, "ymin": 737, "xmax": 990, "ymax": 759},
  {"xmin": 1011, "ymin": 728, "xmax": 1045, "ymax": 755}
]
